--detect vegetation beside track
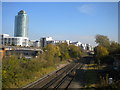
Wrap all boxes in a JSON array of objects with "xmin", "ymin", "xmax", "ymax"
[
  {"xmin": 94, "ymin": 34, "xmax": 120, "ymax": 88},
  {"xmin": 2, "ymin": 43, "xmax": 85, "ymax": 88}
]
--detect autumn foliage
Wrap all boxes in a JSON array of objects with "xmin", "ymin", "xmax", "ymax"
[{"xmin": 2, "ymin": 43, "xmax": 83, "ymax": 88}]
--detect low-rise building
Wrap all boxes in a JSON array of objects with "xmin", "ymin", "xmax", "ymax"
[
  {"xmin": 65, "ymin": 40, "xmax": 70, "ymax": 45},
  {"xmin": 33, "ymin": 40, "xmax": 40, "ymax": 47},
  {"xmin": 0, "ymin": 34, "xmax": 29, "ymax": 47},
  {"xmin": 40, "ymin": 37, "xmax": 53, "ymax": 47},
  {"xmin": 40, "ymin": 37, "xmax": 72, "ymax": 47},
  {"xmin": 53, "ymin": 40, "xmax": 69, "ymax": 45},
  {"xmin": 29, "ymin": 40, "xmax": 40, "ymax": 47},
  {"xmin": 70, "ymin": 41, "xmax": 82, "ymax": 46}
]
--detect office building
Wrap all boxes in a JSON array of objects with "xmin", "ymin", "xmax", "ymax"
[{"xmin": 14, "ymin": 10, "xmax": 28, "ymax": 37}]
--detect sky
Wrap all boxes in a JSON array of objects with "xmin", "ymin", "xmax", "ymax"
[{"xmin": 2, "ymin": 2, "xmax": 118, "ymax": 46}]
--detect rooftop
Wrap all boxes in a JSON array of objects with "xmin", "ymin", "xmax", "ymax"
[{"xmin": 18, "ymin": 10, "xmax": 26, "ymax": 15}]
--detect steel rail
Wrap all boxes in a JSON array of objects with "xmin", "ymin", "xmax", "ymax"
[
  {"xmin": 54, "ymin": 63, "xmax": 83, "ymax": 89},
  {"xmin": 42, "ymin": 63, "xmax": 81, "ymax": 89},
  {"xmin": 41, "ymin": 63, "xmax": 76, "ymax": 88}
]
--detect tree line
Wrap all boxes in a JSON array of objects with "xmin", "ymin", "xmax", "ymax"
[{"xmin": 94, "ymin": 34, "xmax": 120, "ymax": 65}]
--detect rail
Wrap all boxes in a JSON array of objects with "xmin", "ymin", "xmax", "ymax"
[{"xmin": 22, "ymin": 61, "xmax": 82, "ymax": 89}]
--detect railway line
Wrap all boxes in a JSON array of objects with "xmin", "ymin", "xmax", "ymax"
[
  {"xmin": 22, "ymin": 60, "xmax": 83, "ymax": 89},
  {"xmin": 57, "ymin": 64, "xmax": 83, "ymax": 89},
  {"xmin": 52, "ymin": 63, "xmax": 82, "ymax": 89}
]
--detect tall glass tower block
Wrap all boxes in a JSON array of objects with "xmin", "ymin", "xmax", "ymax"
[{"xmin": 14, "ymin": 10, "xmax": 28, "ymax": 37}]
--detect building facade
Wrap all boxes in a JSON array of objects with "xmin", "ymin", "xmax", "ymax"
[
  {"xmin": 14, "ymin": 10, "xmax": 28, "ymax": 37},
  {"xmin": 40, "ymin": 37, "xmax": 53, "ymax": 47},
  {"xmin": 70, "ymin": 41, "xmax": 82, "ymax": 47},
  {"xmin": 29, "ymin": 40, "xmax": 40, "ymax": 47},
  {"xmin": 0, "ymin": 34, "xmax": 29, "ymax": 46}
]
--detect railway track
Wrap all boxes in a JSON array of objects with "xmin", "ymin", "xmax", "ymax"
[
  {"xmin": 47, "ymin": 63, "xmax": 83, "ymax": 89},
  {"xmin": 56, "ymin": 64, "xmax": 83, "ymax": 89},
  {"xmin": 22, "ymin": 61, "xmax": 83, "ymax": 89}
]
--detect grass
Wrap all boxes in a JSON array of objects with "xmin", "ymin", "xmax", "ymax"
[
  {"xmin": 19, "ymin": 61, "xmax": 69, "ymax": 88},
  {"xmin": 20, "ymin": 60, "xmax": 73, "ymax": 88},
  {"xmin": 77, "ymin": 63, "xmax": 109, "ymax": 88},
  {"xmin": 82, "ymin": 64, "xmax": 120, "ymax": 89},
  {"xmin": 21, "ymin": 66, "xmax": 56, "ymax": 88},
  {"xmin": 82, "ymin": 64, "xmax": 107, "ymax": 70}
]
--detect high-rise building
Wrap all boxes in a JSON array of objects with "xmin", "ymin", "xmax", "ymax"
[{"xmin": 14, "ymin": 10, "xmax": 28, "ymax": 37}]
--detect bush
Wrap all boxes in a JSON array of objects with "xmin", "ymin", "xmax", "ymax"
[{"xmin": 100, "ymin": 56, "xmax": 114, "ymax": 65}]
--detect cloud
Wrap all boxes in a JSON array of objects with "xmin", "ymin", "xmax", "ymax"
[{"xmin": 78, "ymin": 4, "xmax": 94, "ymax": 14}]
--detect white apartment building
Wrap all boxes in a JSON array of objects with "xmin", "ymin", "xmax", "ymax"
[
  {"xmin": 0, "ymin": 34, "xmax": 29, "ymax": 46},
  {"xmin": 40, "ymin": 36, "xmax": 94, "ymax": 51},
  {"xmin": 71, "ymin": 41, "xmax": 82, "ymax": 46},
  {"xmin": 40, "ymin": 37, "xmax": 53, "ymax": 47},
  {"xmin": 65, "ymin": 40, "xmax": 70, "ymax": 45},
  {"xmin": 53, "ymin": 40, "xmax": 70, "ymax": 45},
  {"xmin": 80, "ymin": 43, "xmax": 93, "ymax": 51},
  {"xmin": 40, "ymin": 37, "xmax": 71, "ymax": 47}
]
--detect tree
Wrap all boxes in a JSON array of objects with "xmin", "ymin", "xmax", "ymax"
[
  {"xmin": 43, "ymin": 44, "xmax": 62, "ymax": 65},
  {"xmin": 95, "ymin": 45, "xmax": 109, "ymax": 58},
  {"xmin": 109, "ymin": 41, "xmax": 120, "ymax": 54},
  {"xmin": 94, "ymin": 45, "xmax": 109, "ymax": 64},
  {"xmin": 58, "ymin": 43, "xmax": 70, "ymax": 60},
  {"xmin": 68, "ymin": 45, "xmax": 82, "ymax": 58},
  {"xmin": 95, "ymin": 34, "xmax": 110, "ymax": 48}
]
